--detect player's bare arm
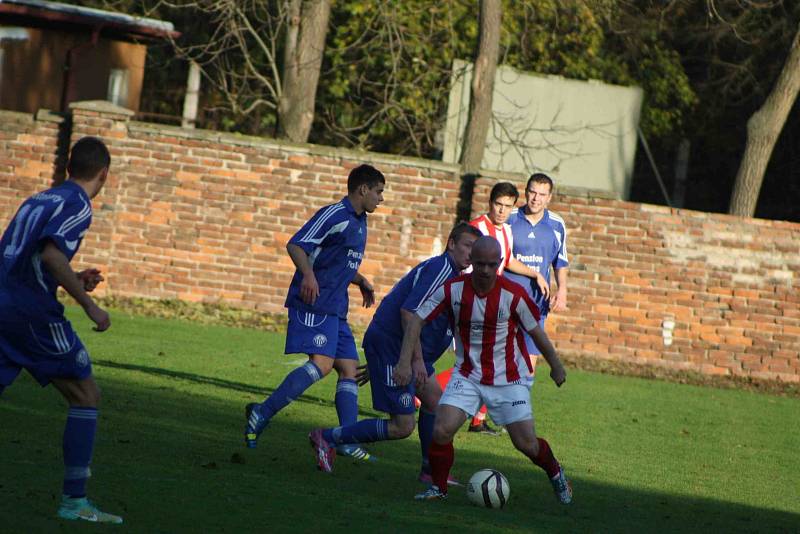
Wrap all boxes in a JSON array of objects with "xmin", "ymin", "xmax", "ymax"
[
  {"xmin": 400, "ymin": 309, "xmax": 427, "ymax": 387},
  {"xmin": 394, "ymin": 313, "xmax": 425, "ymax": 386},
  {"xmin": 351, "ymin": 272, "xmax": 375, "ymax": 308},
  {"xmin": 40, "ymin": 241, "xmax": 110, "ymax": 332},
  {"xmin": 286, "ymin": 243, "xmax": 319, "ymax": 305},
  {"xmin": 528, "ymin": 325, "xmax": 566, "ymax": 387},
  {"xmin": 506, "ymin": 257, "xmax": 550, "ymax": 299},
  {"xmin": 549, "ymin": 267, "xmax": 568, "ymax": 312}
]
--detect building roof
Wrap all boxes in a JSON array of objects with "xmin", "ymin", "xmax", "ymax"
[{"xmin": 0, "ymin": 0, "xmax": 179, "ymax": 41}]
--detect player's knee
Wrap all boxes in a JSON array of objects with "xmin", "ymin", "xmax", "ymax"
[
  {"xmin": 75, "ymin": 381, "xmax": 101, "ymax": 407},
  {"xmin": 392, "ymin": 417, "xmax": 415, "ymax": 438}
]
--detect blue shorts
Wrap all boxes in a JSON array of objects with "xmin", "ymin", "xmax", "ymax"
[
  {"xmin": 363, "ymin": 325, "xmax": 430, "ymax": 415},
  {"xmin": 521, "ymin": 316, "xmax": 547, "ymax": 356},
  {"xmin": 284, "ymin": 308, "xmax": 358, "ymax": 360},
  {"xmin": 0, "ymin": 310, "xmax": 92, "ymax": 387}
]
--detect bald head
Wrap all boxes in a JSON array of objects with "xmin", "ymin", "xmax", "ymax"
[{"xmin": 472, "ymin": 236, "xmax": 502, "ymax": 263}]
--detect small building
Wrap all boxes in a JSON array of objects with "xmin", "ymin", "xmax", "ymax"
[{"xmin": 0, "ymin": 0, "xmax": 178, "ymax": 114}]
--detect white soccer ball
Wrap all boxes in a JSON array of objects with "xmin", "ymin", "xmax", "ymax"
[{"xmin": 466, "ymin": 469, "xmax": 510, "ymax": 508}]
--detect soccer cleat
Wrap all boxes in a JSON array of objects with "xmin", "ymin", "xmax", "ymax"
[
  {"xmin": 309, "ymin": 429, "xmax": 336, "ymax": 473},
  {"xmin": 418, "ymin": 470, "xmax": 461, "ymax": 487},
  {"xmin": 57, "ymin": 496, "xmax": 123, "ymax": 524},
  {"xmin": 244, "ymin": 403, "xmax": 268, "ymax": 448},
  {"xmin": 468, "ymin": 421, "xmax": 501, "ymax": 436},
  {"xmin": 550, "ymin": 468, "xmax": 573, "ymax": 504},
  {"xmin": 337, "ymin": 444, "xmax": 377, "ymax": 463},
  {"xmin": 414, "ymin": 485, "xmax": 447, "ymax": 501}
]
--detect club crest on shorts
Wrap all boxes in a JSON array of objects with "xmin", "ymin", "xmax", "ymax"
[
  {"xmin": 399, "ymin": 393, "xmax": 413, "ymax": 408},
  {"xmin": 75, "ymin": 349, "xmax": 89, "ymax": 368},
  {"xmin": 312, "ymin": 334, "xmax": 327, "ymax": 347}
]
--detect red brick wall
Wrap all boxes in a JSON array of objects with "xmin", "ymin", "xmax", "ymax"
[
  {"xmin": 2, "ymin": 101, "xmax": 798, "ymax": 383},
  {"xmin": 473, "ymin": 175, "xmax": 800, "ymax": 382},
  {"xmin": 66, "ymin": 101, "xmax": 460, "ymax": 322}
]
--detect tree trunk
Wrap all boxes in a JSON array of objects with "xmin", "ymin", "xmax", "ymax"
[
  {"xmin": 729, "ymin": 21, "xmax": 800, "ymax": 217},
  {"xmin": 277, "ymin": 0, "xmax": 331, "ymax": 143},
  {"xmin": 459, "ymin": 0, "xmax": 501, "ymax": 175}
]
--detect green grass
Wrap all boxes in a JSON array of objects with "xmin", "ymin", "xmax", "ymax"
[{"xmin": 1, "ymin": 306, "xmax": 798, "ymax": 533}]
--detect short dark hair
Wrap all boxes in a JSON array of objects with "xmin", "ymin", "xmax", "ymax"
[
  {"xmin": 448, "ymin": 221, "xmax": 482, "ymax": 245},
  {"xmin": 489, "ymin": 182, "xmax": 519, "ymax": 203},
  {"xmin": 526, "ymin": 172, "xmax": 553, "ymax": 193},
  {"xmin": 347, "ymin": 164, "xmax": 385, "ymax": 193},
  {"xmin": 67, "ymin": 136, "xmax": 110, "ymax": 180}
]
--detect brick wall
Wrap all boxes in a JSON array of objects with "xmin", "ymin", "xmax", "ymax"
[
  {"xmin": 66, "ymin": 101, "xmax": 460, "ymax": 322},
  {"xmin": 473, "ymin": 175, "xmax": 800, "ymax": 382},
  {"xmin": 1, "ymin": 101, "xmax": 798, "ymax": 383}
]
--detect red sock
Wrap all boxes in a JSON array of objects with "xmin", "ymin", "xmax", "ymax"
[
  {"xmin": 428, "ymin": 441, "xmax": 454, "ymax": 493},
  {"xmin": 471, "ymin": 406, "xmax": 487, "ymax": 426},
  {"xmin": 532, "ymin": 437, "xmax": 561, "ymax": 479}
]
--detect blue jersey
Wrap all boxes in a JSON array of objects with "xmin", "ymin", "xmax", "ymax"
[
  {"xmin": 369, "ymin": 252, "xmax": 457, "ymax": 363},
  {"xmin": 505, "ymin": 208, "xmax": 569, "ymax": 316},
  {"xmin": 284, "ymin": 196, "xmax": 367, "ymax": 318},
  {"xmin": 0, "ymin": 181, "xmax": 92, "ymax": 317}
]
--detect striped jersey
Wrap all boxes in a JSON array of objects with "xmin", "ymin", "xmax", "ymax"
[
  {"xmin": 0, "ymin": 180, "xmax": 93, "ymax": 316},
  {"xmin": 469, "ymin": 214, "xmax": 513, "ymax": 274},
  {"xmin": 417, "ymin": 274, "xmax": 542, "ymax": 385},
  {"xmin": 506, "ymin": 208, "xmax": 568, "ymax": 316},
  {"xmin": 369, "ymin": 251, "xmax": 457, "ymax": 363},
  {"xmin": 285, "ymin": 196, "xmax": 368, "ymax": 318}
]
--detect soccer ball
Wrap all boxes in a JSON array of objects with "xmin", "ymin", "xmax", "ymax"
[{"xmin": 466, "ymin": 469, "xmax": 510, "ymax": 508}]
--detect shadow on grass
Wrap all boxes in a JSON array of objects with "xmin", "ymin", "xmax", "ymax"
[
  {"xmin": 92, "ymin": 358, "xmax": 383, "ymax": 419},
  {"xmin": 1, "ymin": 366, "xmax": 797, "ymax": 534}
]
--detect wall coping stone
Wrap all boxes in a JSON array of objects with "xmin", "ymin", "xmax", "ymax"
[
  {"xmin": 126, "ymin": 120, "xmax": 463, "ymax": 173},
  {"xmin": 70, "ymin": 100, "xmax": 135, "ymax": 118}
]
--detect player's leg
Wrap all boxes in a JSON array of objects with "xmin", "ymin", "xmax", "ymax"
[
  {"xmin": 17, "ymin": 315, "xmax": 124, "ymax": 524},
  {"xmin": 489, "ymin": 382, "xmax": 572, "ymax": 505},
  {"xmin": 416, "ymin": 373, "xmax": 478, "ymax": 500},
  {"xmin": 244, "ymin": 310, "xmax": 335, "ymax": 447},
  {"xmin": 312, "ymin": 329, "xmax": 413, "ymax": 471}
]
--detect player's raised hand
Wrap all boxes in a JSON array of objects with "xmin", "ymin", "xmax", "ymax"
[
  {"xmin": 392, "ymin": 362, "xmax": 412, "ymax": 387},
  {"xmin": 358, "ymin": 278, "xmax": 375, "ymax": 308},
  {"xmin": 550, "ymin": 364, "xmax": 566, "ymax": 387},
  {"xmin": 355, "ymin": 364, "xmax": 370, "ymax": 386},
  {"xmin": 299, "ymin": 272, "xmax": 320, "ymax": 305},
  {"xmin": 86, "ymin": 303, "xmax": 111, "ymax": 332},
  {"xmin": 77, "ymin": 268, "xmax": 104, "ymax": 292}
]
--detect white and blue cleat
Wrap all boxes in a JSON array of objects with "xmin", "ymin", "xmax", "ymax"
[{"xmin": 244, "ymin": 403, "xmax": 269, "ymax": 448}]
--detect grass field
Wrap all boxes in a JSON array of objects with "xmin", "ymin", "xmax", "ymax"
[{"xmin": 1, "ymin": 306, "xmax": 798, "ymax": 533}]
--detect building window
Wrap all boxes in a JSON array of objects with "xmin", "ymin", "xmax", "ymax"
[{"xmin": 107, "ymin": 68, "xmax": 129, "ymax": 107}]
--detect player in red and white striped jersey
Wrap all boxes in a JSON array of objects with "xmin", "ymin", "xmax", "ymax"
[
  {"xmin": 394, "ymin": 236, "xmax": 572, "ymax": 504},
  {"xmin": 438, "ymin": 182, "xmax": 549, "ymax": 434}
]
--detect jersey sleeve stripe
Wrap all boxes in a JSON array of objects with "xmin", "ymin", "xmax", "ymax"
[
  {"xmin": 55, "ymin": 201, "xmax": 91, "ymax": 236},
  {"xmin": 413, "ymin": 261, "xmax": 453, "ymax": 311},
  {"xmin": 301, "ymin": 219, "xmax": 349, "ymax": 246},
  {"xmin": 299, "ymin": 203, "xmax": 344, "ymax": 243}
]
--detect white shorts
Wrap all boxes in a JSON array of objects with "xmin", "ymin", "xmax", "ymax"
[{"xmin": 440, "ymin": 373, "xmax": 532, "ymax": 426}]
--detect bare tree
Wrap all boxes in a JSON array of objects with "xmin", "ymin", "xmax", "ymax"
[
  {"xmin": 157, "ymin": 0, "xmax": 329, "ymax": 141},
  {"xmin": 278, "ymin": 0, "xmax": 331, "ymax": 142},
  {"xmin": 459, "ymin": 0, "xmax": 502, "ymax": 175},
  {"xmin": 729, "ymin": 20, "xmax": 800, "ymax": 217}
]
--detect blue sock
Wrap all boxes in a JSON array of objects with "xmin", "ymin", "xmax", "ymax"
[
  {"xmin": 260, "ymin": 361, "xmax": 323, "ymax": 420},
  {"xmin": 418, "ymin": 409, "xmax": 435, "ymax": 468},
  {"xmin": 335, "ymin": 379, "xmax": 359, "ymax": 426},
  {"xmin": 62, "ymin": 407, "xmax": 98, "ymax": 498},
  {"xmin": 323, "ymin": 419, "xmax": 389, "ymax": 445}
]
